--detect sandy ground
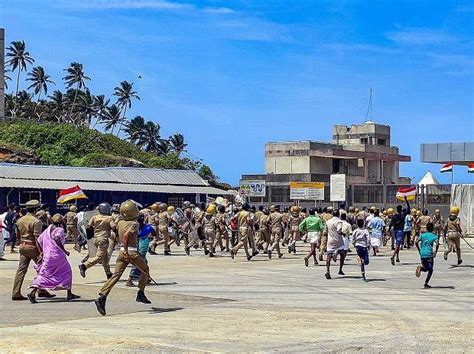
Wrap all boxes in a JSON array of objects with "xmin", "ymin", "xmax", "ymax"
[{"xmin": 0, "ymin": 241, "xmax": 473, "ymax": 353}]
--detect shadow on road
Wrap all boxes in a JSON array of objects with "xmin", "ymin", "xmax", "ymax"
[
  {"xmin": 365, "ymin": 278, "xmax": 387, "ymax": 282},
  {"xmin": 148, "ymin": 307, "xmax": 184, "ymax": 314},
  {"xmin": 449, "ymin": 265, "xmax": 473, "ymax": 269}
]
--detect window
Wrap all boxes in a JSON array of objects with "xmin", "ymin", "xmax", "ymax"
[
  {"xmin": 167, "ymin": 196, "xmax": 184, "ymax": 208},
  {"xmin": 270, "ymin": 187, "xmax": 289, "ymax": 203},
  {"xmin": 377, "ymin": 138, "xmax": 386, "ymax": 146},
  {"xmin": 360, "ymin": 137, "xmax": 368, "ymax": 144},
  {"xmin": 19, "ymin": 190, "xmax": 41, "ymax": 206}
]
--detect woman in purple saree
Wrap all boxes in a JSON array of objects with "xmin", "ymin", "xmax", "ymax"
[{"xmin": 27, "ymin": 214, "xmax": 80, "ymax": 303}]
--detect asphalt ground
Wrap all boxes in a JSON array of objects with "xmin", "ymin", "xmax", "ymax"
[{"xmin": 0, "ymin": 242, "xmax": 472, "ymax": 352}]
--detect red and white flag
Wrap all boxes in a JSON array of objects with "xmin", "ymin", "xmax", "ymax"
[
  {"xmin": 468, "ymin": 164, "xmax": 474, "ymax": 173},
  {"xmin": 57, "ymin": 185, "xmax": 88, "ymax": 204},
  {"xmin": 440, "ymin": 163, "xmax": 453, "ymax": 173},
  {"xmin": 396, "ymin": 186, "xmax": 416, "ymax": 201}
]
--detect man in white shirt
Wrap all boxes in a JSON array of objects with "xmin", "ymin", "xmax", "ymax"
[
  {"xmin": 0, "ymin": 208, "xmax": 6, "ymax": 260},
  {"xmin": 324, "ymin": 210, "xmax": 346, "ymax": 279}
]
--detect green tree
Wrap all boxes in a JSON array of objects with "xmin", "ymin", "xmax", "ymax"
[
  {"xmin": 198, "ymin": 164, "xmax": 217, "ymax": 182},
  {"xmin": 101, "ymin": 104, "xmax": 124, "ymax": 135},
  {"xmin": 76, "ymin": 88, "xmax": 95, "ymax": 126},
  {"xmin": 4, "ymin": 69, "xmax": 11, "ymax": 90},
  {"xmin": 63, "ymin": 62, "xmax": 90, "ymax": 123},
  {"xmin": 169, "ymin": 133, "xmax": 187, "ymax": 156},
  {"xmin": 48, "ymin": 90, "xmax": 67, "ymax": 122},
  {"xmin": 92, "ymin": 95, "xmax": 110, "ymax": 129},
  {"xmin": 26, "ymin": 66, "xmax": 55, "ymax": 101},
  {"xmin": 124, "ymin": 115, "xmax": 146, "ymax": 143},
  {"xmin": 139, "ymin": 121, "xmax": 162, "ymax": 153},
  {"xmin": 113, "ymin": 81, "xmax": 139, "ymax": 136},
  {"xmin": 5, "ymin": 40, "xmax": 35, "ymax": 118}
]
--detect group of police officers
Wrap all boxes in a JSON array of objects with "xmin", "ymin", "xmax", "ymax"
[{"xmin": 8, "ymin": 197, "xmax": 466, "ymax": 316}]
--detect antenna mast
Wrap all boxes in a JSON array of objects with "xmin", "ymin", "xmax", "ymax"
[{"xmin": 365, "ymin": 88, "xmax": 373, "ymax": 122}]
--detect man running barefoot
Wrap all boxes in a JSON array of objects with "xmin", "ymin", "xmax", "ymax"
[
  {"xmin": 324, "ymin": 210, "xmax": 345, "ymax": 279},
  {"xmin": 300, "ymin": 208, "xmax": 324, "ymax": 266},
  {"xmin": 415, "ymin": 223, "xmax": 439, "ymax": 288},
  {"xmin": 389, "ymin": 197, "xmax": 410, "ymax": 266}
]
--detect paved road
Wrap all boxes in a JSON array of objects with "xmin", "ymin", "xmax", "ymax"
[{"xmin": 0, "ymin": 243, "xmax": 472, "ymax": 352}]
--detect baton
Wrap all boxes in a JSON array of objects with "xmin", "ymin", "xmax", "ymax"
[
  {"xmin": 460, "ymin": 234, "xmax": 474, "ymax": 249},
  {"xmin": 129, "ymin": 260, "xmax": 160, "ymax": 286}
]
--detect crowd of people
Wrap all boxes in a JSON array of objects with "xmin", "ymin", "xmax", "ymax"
[{"xmin": 0, "ymin": 197, "xmax": 467, "ymax": 316}]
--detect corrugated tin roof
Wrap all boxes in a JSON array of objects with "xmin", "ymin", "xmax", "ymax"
[
  {"xmin": 0, "ymin": 163, "xmax": 208, "ymax": 186},
  {"xmin": 0, "ymin": 178, "xmax": 229, "ymax": 195}
]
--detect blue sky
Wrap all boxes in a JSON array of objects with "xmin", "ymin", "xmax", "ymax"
[{"xmin": 2, "ymin": 0, "xmax": 473, "ymax": 185}]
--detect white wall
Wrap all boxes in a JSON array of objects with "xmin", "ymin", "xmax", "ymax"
[{"xmin": 265, "ymin": 156, "xmax": 310, "ymax": 174}]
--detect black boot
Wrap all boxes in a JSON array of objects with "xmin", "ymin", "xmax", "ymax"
[
  {"xmin": 136, "ymin": 290, "xmax": 151, "ymax": 304},
  {"xmin": 106, "ymin": 272, "xmax": 113, "ymax": 280},
  {"xmin": 94, "ymin": 294, "xmax": 107, "ymax": 316},
  {"xmin": 78, "ymin": 264, "xmax": 86, "ymax": 278}
]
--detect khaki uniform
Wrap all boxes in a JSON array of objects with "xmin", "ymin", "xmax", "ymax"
[
  {"xmin": 257, "ymin": 214, "xmax": 270, "ymax": 250},
  {"xmin": 84, "ymin": 214, "xmax": 116, "ymax": 275},
  {"xmin": 100, "ymin": 219, "xmax": 149, "ymax": 296},
  {"xmin": 214, "ymin": 213, "xmax": 229, "ymax": 250},
  {"xmin": 444, "ymin": 216, "xmax": 462, "ymax": 261},
  {"xmin": 64, "ymin": 211, "xmax": 78, "ymax": 243},
  {"xmin": 231, "ymin": 210, "xmax": 252, "ymax": 257},
  {"xmin": 432, "ymin": 215, "xmax": 444, "ymax": 237},
  {"xmin": 158, "ymin": 211, "xmax": 171, "ymax": 252},
  {"xmin": 417, "ymin": 215, "xmax": 432, "ymax": 235},
  {"xmin": 36, "ymin": 210, "xmax": 50, "ymax": 231},
  {"xmin": 203, "ymin": 213, "xmax": 217, "ymax": 251},
  {"xmin": 319, "ymin": 212, "xmax": 333, "ymax": 259},
  {"xmin": 12, "ymin": 214, "xmax": 43, "ymax": 298},
  {"xmin": 269, "ymin": 212, "xmax": 283, "ymax": 255},
  {"xmin": 107, "ymin": 213, "xmax": 121, "ymax": 261}
]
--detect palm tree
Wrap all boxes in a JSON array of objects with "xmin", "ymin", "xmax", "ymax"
[
  {"xmin": 63, "ymin": 62, "xmax": 90, "ymax": 121},
  {"xmin": 48, "ymin": 90, "xmax": 67, "ymax": 122},
  {"xmin": 77, "ymin": 88, "xmax": 95, "ymax": 126},
  {"xmin": 113, "ymin": 81, "xmax": 139, "ymax": 136},
  {"xmin": 101, "ymin": 104, "xmax": 124, "ymax": 135},
  {"xmin": 134, "ymin": 121, "xmax": 161, "ymax": 153},
  {"xmin": 155, "ymin": 138, "xmax": 172, "ymax": 155},
  {"xmin": 92, "ymin": 95, "xmax": 110, "ymax": 129},
  {"xmin": 124, "ymin": 115, "xmax": 147, "ymax": 143},
  {"xmin": 6, "ymin": 40, "xmax": 35, "ymax": 117},
  {"xmin": 4, "ymin": 70, "xmax": 11, "ymax": 90},
  {"xmin": 26, "ymin": 66, "xmax": 55, "ymax": 102},
  {"xmin": 169, "ymin": 133, "xmax": 187, "ymax": 155}
]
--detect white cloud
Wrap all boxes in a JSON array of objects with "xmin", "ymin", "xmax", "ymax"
[
  {"xmin": 54, "ymin": 0, "xmax": 237, "ymax": 14},
  {"xmin": 386, "ymin": 27, "xmax": 458, "ymax": 45}
]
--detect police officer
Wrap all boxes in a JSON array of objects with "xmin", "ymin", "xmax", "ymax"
[
  {"xmin": 94, "ymin": 200, "xmax": 151, "ymax": 316},
  {"xmin": 417, "ymin": 209, "xmax": 432, "ymax": 237},
  {"xmin": 230, "ymin": 203, "xmax": 253, "ymax": 261},
  {"xmin": 65, "ymin": 205, "xmax": 79, "ymax": 249},
  {"xmin": 203, "ymin": 205, "xmax": 217, "ymax": 257},
  {"xmin": 268, "ymin": 205, "xmax": 284, "ymax": 259},
  {"xmin": 432, "ymin": 209, "xmax": 444, "ymax": 238},
  {"xmin": 12, "ymin": 200, "xmax": 55, "ymax": 301},
  {"xmin": 79, "ymin": 202, "xmax": 116, "ymax": 279},
  {"xmin": 443, "ymin": 206, "xmax": 463, "ymax": 265},
  {"xmin": 36, "ymin": 203, "xmax": 51, "ymax": 231},
  {"xmin": 214, "ymin": 204, "xmax": 229, "ymax": 252},
  {"xmin": 107, "ymin": 204, "xmax": 121, "ymax": 262}
]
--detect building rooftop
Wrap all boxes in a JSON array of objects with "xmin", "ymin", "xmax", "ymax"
[{"xmin": 0, "ymin": 163, "xmax": 229, "ymax": 195}]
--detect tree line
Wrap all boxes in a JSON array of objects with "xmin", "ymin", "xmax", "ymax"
[{"xmin": 4, "ymin": 40, "xmax": 187, "ymax": 157}]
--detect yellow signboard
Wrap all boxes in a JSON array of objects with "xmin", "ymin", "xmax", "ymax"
[
  {"xmin": 289, "ymin": 182, "xmax": 325, "ymax": 189},
  {"xmin": 290, "ymin": 182, "xmax": 325, "ymax": 200}
]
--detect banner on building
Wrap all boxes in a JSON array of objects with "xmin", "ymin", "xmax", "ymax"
[
  {"xmin": 330, "ymin": 174, "xmax": 346, "ymax": 202},
  {"xmin": 239, "ymin": 180, "xmax": 266, "ymax": 197},
  {"xmin": 396, "ymin": 186, "xmax": 417, "ymax": 201},
  {"xmin": 290, "ymin": 182, "xmax": 325, "ymax": 200}
]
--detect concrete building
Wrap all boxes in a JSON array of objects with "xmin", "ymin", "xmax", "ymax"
[
  {"xmin": 242, "ymin": 121, "xmax": 411, "ymax": 205},
  {"xmin": 0, "ymin": 28, "xmax": 5, "ymax": 120}
]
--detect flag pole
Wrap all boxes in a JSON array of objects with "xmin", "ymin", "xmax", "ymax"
[{"xmin": 451, "ymin": 167, "xmax": 454, "ymax": 185}]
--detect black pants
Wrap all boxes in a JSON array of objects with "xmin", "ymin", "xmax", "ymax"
[{"xmin": 403, "ymin": 231, "xmax": 411, "ymax": 248}]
